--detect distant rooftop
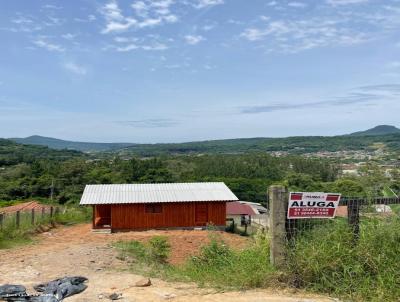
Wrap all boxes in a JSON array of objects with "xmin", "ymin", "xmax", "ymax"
[{"xmin": 227, "ymin": 202, "xmax": 257, "ymax": 216}]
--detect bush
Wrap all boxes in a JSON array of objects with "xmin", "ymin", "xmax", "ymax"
[
  {"xmin": 113, "ymin": 236, "xmax": 171, "ymax": 268},
  {"xmin": 148, "ymin": 236, "xmax": 171, "ymax": 263},
  {"xmin": 173, "ymin": 230, "xmax": 276, "ymax": 289}
]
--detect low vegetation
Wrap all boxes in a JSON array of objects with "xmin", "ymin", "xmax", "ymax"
[
  {"xmin": 0, "ymin": 206, "xmax": 91, "ymax": 249},
  {"xmin": 115, "ymin": 216, "xmax": 400, "ymax": 301}
]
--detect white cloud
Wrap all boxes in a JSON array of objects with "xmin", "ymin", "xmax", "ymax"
[
  {"xmin": 102, "ymin": 0, "xmax": 124, "ymax": 21},
  {"xmin": 326, "ymin": 0, "xmax": 368, "ymax": 5},
  {"xmin": 12, "ymin": 16, "xmax": 33, "ymax": 24},
  {"xmin": 184, "ymin": 35, "xmax": 205, "ymax": 45},
  {"xmin": 114, "ymin": 36, "xmax": 138, "ymax": 43},
  {"xmin": 142, "ymin": 42, "xmax": 168, "ymax": 50},
  {"xmin": 75, "ymin": 14, "xmax": 97, "ymax": 23},
  {"xmin": 240, "ymin": 15, "xmax": 374, "ymax": 53},
  {"xmin": 102, "ymin": 18, "xmax": 138, "ymax": 33},
  {"xmin": 112, "ymin": 40, "xmax": 168, "ymax": 52},
  {"xmin": 287, "ymin": 2, "xmax": 307, "ymax": 8},
  {"xmin": 101, "ymin": 0, "xmax": 178, "ymax": 34},
  {"xmin": 42, "ymin": 4, "xmax": 62, "ymax": 10},
  {"xmin": 202, "ymin": 23, "xmax": 216, "ymax": 31},
  {"xmin": 61, "ymin": 33, "xmax": 76, "ymax": 40},
  {"xmin": 387, "ymin": 61, "xmax": 400, "ymax": 69},
  {"xmin": 116, "ymin": 44, "xmax": 139, "ymax": 52},
  {"xmin": 63, "ymin": 62, "xmax": 87, "ymax": 75},
  {"xmin": 240, "ymin": 28, "xmax": 267, "ymax": 41},
  {"xmin": 195, "ymin": 0, "xmax": 224, "ymax": 9},
  {"xmin": 33, "ymin": 39, "xmax": 65, "ymax": 52}
]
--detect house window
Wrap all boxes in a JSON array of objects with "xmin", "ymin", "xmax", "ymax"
[{"xmin": 145, "ymin": 203, "xmax": 163, "ymax": 213}]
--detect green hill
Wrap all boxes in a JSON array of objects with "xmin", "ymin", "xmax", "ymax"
[
  {"xmin": 0, "ymin": 139, "xmax": 82, "ymax": 166},
  {"xmin": 7, "ymin": 125, "xmax": 400, "ymax": 156},
  {"xmin": 10, "ymin": 135, "xmax": 136, "ymax": 152},
  {"xmin": 350, "ymin": 125, "xmax": 400, "ymax": 136}
]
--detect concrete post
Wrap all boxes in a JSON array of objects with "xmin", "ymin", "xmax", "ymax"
[
  {"xmin": 269, "ymin": 185, "xmax": 288, "ymax": 268},
  {"xmin": 16, "ymin": 211, "xmax": 20, "ymax": 229}
]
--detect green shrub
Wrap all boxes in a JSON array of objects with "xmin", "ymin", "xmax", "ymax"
[
  {"xmin": 173, "ymin": 230, "xmax": 276, "ymax": 289},
  {"xmin": 148, "ymin": 236, "xmax": 171, "ymax": 263},
  {"xmin": 113, "ymin": 240, "xmax": 147, "ymax": 262},
  {"xmin": 113, "ymin": 236, "xmax": 171, "ymax": 268}
]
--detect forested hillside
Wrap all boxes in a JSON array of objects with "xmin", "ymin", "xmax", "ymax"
[
  {"xmin": 10, "ymin": 135, "xmax": 135, "ymax": 152},
  {"xmin": 117, "ymin": 133, "xmax": 400, "ymax": 156},
  {"xmin": 1, "ymin": 139, "xmax": 399, "ymax": 204},
  {"xmin": 9, "ymin": 133, "xmax": 400, "ymax": 156},
  {"xmin": 0, "ymin": 139, "xmax": 82, "ymax": 166}
]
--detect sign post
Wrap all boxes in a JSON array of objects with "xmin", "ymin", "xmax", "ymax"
[{"xmin": 287, "ymin": 192, "xmax": 341, "ymax": 219}]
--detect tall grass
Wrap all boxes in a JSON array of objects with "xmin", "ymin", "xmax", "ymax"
[
  {"xmin": 286, "ymin": 217, "xmax": 400, "ymax": 301},
  {"xmin": 173, "ymin": 231, "xmax": 276, "ymax": 289},
  {"xmin": 0, "ymin": 206, "xmax": 91, "ymax": 249}
]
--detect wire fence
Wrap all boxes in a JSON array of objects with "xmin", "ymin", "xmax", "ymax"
[
  {"xmin": 0, "ymin": 206, "xmax": 60, "ymax": 231},
  {"xmin": 281, "ymin": 197, "xmax": 400, "ymax": 243}
]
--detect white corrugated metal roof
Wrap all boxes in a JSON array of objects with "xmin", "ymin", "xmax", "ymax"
[{"xmin": 79, "ymin": 182, "xmax": 238, "ymax": 205}]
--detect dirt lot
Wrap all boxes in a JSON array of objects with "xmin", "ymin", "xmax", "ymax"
[{"xmin": 0, "ymin": 224, "xmax": 335, "ymax": 302}]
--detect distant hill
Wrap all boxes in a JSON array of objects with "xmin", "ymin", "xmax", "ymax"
[
  {"xmin": 9, "ymin": 135, "xmax": 136, "ymax": 152},
  {"xmin": 349, "ymin": 125, "xmax": 400, "ymax": 136},
  {"xmin": 0, "ymin": 138, "xmax": 82, "ymax": 166},
  {"xmin": 7, "ymin": 125, "xmax": 400, "ymax": 155}
]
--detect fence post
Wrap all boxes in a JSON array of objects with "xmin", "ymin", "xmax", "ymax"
[
  {"xmin": 50, "ymin": 206, "xmax": 54, "ymax": 218},
  {"xmin": 16, "ymin": 211, "xmax": 20, "ymax": 229},
  {"xmin": 269, "ymin": 185, "xmax": 288, "ymax": 268},
  {"xmin": 347, "ymin": 199, "xmax": 360, "ymax": 241},
  {"xmin": 31, "ymin": 208, "xmax": 35, "ymax": 225},
  {"xmin": 0, "ymin": 213, "xmax": 3, "ymax": 230}
]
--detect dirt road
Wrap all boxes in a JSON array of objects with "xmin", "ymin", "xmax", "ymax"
[{"xmin": 0, "ymin": 224, "xmax": 335, "ymax": 302}]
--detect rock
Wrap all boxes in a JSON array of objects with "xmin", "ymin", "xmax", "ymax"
[
  {"xmin": 134, "ymin": 278, "xmax": 151, "ymax": 287},
  {"xmin": 108, "ymin": 293, "xmax": 122, "ymax": 300}
]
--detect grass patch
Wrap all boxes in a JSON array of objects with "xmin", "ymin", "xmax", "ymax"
[
  {"xmin": 113, "ymin": 236, "xmax": 171, "ymax": 277},
  {"xmin": 0, "ymin": 206, "xmax": 91, "ymax": 249},
  {"xmin": 173, "ymin": 232, "xmax": 276, "ymax": 289},
  {"xmin": 114, "ymin": 230, "xmax": 277, "ymax": 290}
]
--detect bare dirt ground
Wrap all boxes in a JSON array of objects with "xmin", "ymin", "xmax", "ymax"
[{"xmin": 0, "ymin": 224, "xmax": 335, "ymax": 302}]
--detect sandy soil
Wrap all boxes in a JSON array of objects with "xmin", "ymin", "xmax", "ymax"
[{"xmin": 0, "ymin": 224, "xmax": 336, "ymax": 302}]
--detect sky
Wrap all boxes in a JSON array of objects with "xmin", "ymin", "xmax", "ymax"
[{"xmin": 0, "ymin": 0, "xmax": 400, "ymax": 143}]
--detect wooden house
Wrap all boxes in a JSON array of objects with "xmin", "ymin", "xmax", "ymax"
[{"xmin": 79, "ymin": 182, "xmax": 238, "ymax": 231}]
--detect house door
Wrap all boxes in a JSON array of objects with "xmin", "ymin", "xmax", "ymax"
[
  {"xmin": 195, "ymin": 203, "xmax": 208, "ymax": 226},
  {"xmin": 94, "ymin": 205, "xmax": 111, "ymax": 228}
]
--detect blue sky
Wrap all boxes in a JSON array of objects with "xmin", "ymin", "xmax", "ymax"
[{"xmin": 0, "ymin": 0, "xmax": 399, "ymax": 143}]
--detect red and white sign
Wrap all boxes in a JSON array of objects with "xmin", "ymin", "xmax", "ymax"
[{"xmin": 288, "ymin": 192, "xmax": 341, "ymax": 219}]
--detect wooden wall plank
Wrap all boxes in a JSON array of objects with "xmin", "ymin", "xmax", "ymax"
[{"xmin": 110, "ymin": 202, "xmax": 226, "ymax": 230}]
